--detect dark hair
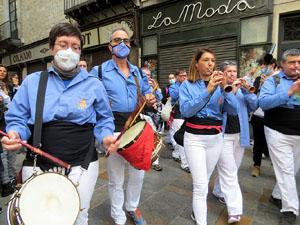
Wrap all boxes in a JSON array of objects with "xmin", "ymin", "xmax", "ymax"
[
  {"xmin": 188, "ymin": 48, "xmax": 215, "ymax": 83},
  {"xmin": 49, "ymin": 23, "xmax": 83, "ymax": 49},
  {"xmin": 7, "ymin": 71, "xmax": 19, "ymax": 85},
  {"xmin": 175, "ymin": 68, "xmax": 186, "ymax": 76},
  {"xmin": 79, "ymin": 57, "xmax": 88, "ymax": 65}
]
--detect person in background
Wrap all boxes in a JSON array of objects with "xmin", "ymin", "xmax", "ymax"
[
  {"xmin": 179, "ymin": 48, "xmax": 238, "ymax": 225},
  {"xmin": 212, "ymin": 60, "xmax": 258, "ymax": 223},
  {"xmin": 243, "ymin": 67, "xmax": 256, "ymax": 86},
  {"xmin": 0, "ymin": 66, "xmax": 16, "ymax": 197},
  {"xmin": 1, "ymin": 23, "xmax": 119, "ymax": 225},
  {"xmin": 141, "ymin": 67, "xmax": 163, "ymax": 171},
  {"xmin": 170, "ymin": 68, "xmax": 190, "ymax": 173},
  {"xmin": 78, "ymin": 57, "xmax": 88, "ymax": 71},
  {"xmin": 163, "ymin": 73, "xmax": 176, "ymax": 146},
  {"xmin": 259, "ymin": 48, "xmax": 300, "ymax": 225},
  {"xmin": 250, "ymin": 58, "xmax": 277, "ymax": 177},
  {"xmin": 7, "ymin": 71, "xmax": 20, "ymax": 100}
]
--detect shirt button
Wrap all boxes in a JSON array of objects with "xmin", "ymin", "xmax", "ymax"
[{"xmin": 59, "ymin": 107, "xmax": 64, "ymax": 111}]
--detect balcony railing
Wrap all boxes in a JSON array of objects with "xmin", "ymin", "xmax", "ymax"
[{"xmin": 64, "ymin": 0, "xmax": 96, "ymax": 11}]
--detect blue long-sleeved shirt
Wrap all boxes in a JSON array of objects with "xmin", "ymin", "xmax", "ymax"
[
  {"xmin": 5, "ymin": 67, "xmax": 114, "ymax": 146},
  {"xmin": 223, "ymin": 88, "xmax": 259, "ymax": 146},
  {"xmin": 259, "ymin": 71, "xmax": 298, "ymax": 110},
  {"xmin": 179, "ymin": 79, "xmax": 238, "ymax": 120},
  {"xmin": 90, "ymin": 59, "xmax": 161, "ymax": 112},
  {"xmin": 170, "ymin": 82, "xmax": 181, "ymax": 105}
]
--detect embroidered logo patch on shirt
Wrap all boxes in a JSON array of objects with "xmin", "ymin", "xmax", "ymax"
[
  {"xmin": 219, "ymin": 97, "xmax": 223, "ymax": 104},
  {"xmin": 78, "ymin": 99, "xmax": 87, "ymax": 109}
]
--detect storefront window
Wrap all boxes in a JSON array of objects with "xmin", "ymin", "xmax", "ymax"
[
  {"xmin": 142, "ymin": 35, "xmax": 157, "ymax": 56},
  {"xmin": 241, "ymin": 16, "xmax": 269, "ymax": 45},
  {"xmin": 142, "ymin": 57, "xmax": 157, "ymax": 79},
  {"xmin": 239, "ymin": 46, "xmax": 268, "ymax": 78}
]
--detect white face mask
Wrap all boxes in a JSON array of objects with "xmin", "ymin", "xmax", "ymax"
[{"xmin": 54, "ymin": 48, "xmax": 80, "ymax": 71}]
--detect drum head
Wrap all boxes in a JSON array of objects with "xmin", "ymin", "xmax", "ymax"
[
  {"xmin": 18, "ymin": 172, "xmax": 80, "ymax": 225},
  {"xmin": 119, "ymin": 121, "xmax": 146, "ymax": 149}
]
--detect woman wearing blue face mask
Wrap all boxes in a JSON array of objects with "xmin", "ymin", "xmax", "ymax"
[{"xmin": 250, "ymin": 57, "xmax": 278, "ymax": 177}]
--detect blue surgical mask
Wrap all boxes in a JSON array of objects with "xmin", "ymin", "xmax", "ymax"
[
  {"xmin": 111, "ymin": 42, "xmax": 130, "ymax": 59},
  {"xmin": 169, "ymin": 79, "xmax": 175, "ymax": 85},
  {"xmin": 261, "ymin": 68, "xmax": 270, "ymax": 76}
]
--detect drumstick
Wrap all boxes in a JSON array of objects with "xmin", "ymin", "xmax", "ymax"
[
  {"xmin": 106, "ymin": 84, "xmax": 159, "ymax": 158},
  {"xmin": 129, "ymin": 83, "xmax": 159, "ymax": 127},
  {"xmin": 0, "ymin": 130, "xmax": 71, "ymax": 169}
]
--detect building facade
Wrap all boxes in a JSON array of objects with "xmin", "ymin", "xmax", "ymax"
[{"xmin": 0, "ymin": 0, "xmax": 299, "ymax": 85}]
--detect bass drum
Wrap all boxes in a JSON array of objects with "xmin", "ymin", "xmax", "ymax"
[{"xmin": 7, "ymin": 172, "xmax": 80, "ymax": 225}]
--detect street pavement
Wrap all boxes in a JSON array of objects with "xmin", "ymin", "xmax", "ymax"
[{"xmin": 1, "ymin": 140, "xmax": 300, "ymax": 225}]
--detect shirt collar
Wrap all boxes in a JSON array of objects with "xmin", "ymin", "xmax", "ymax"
[{"xmin": 105, "ymin": 58, "xmax": 139, "ymax": 77}]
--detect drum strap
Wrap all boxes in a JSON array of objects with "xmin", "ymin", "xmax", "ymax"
[{"xmin": 33, "ymin": 71, "xmax": 49, "ymax": 149}]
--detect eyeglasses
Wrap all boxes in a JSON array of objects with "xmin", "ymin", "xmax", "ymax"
[
  {"xmin": 55, "ymin": 42, "xmax": 81, "ymax": 53},
  {"xmin": 111, "ymin": 38, "xmax": 130, "ymax": 45},
  {"xmin": 224, "ymin": 60, "xmax": 237, "ymax": 65},
  {"xmin": 178, "ymin": 74, "xmax": 187, "ymax": 77}
]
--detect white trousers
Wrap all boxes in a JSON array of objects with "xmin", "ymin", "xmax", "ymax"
[
  {"xmin": 172, "ymin": 119, "xmax": 189, "ymax": 169},
  {"xmin": 107, "ymin": 132, "xmax": 145, "ymax": 224},
  {"xmin": 212, "ymin": 133, "xmax": 243, "ymax": 216},
  {"xmin": 22, "ymin": 160, "xmax": 99, "ymax": 225},
  {"xmin": 166, "ymin": 121, "xmax": 177, "ymax": 147},
  {"xmin": 264, "ymin": 126, "xmax": 300, "ymax": 216},
  {"xmin": 184, "ymin": 132, "xmax": 223, "ymax": 225}
]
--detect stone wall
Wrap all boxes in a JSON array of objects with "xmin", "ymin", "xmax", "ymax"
[{"xmin": 19, "ymin": 0, "xmax": 68, "ymax": 45}]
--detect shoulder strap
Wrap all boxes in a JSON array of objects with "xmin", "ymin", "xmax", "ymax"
[
  {"xmin": 98, "ymin": 65, "xmax": 102, "ymax": 80},
  {"xmin": 273, "ymin": 74, "xmax": 280, "ymax": 87},
  {"xmin": 134, "ymin": 70, "xmax": 143, "ymax": 99},
  {"xmin": 139, "ymin": 68, "xmax": 144, "ymax": 78},
  {"xmin": 33, "ymin": 71, "xmax": 49, "ymax": 148}
]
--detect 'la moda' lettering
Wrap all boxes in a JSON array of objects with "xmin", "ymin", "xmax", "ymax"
[{"xmin": 147, "ymin": 0, "xmax": 255, "ymax": 30}]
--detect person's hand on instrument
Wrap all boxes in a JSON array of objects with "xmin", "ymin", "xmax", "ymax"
[
  {"xmin": 1, "ymin": 130, "xmax": 22, "ymax": 151},
  {"xmin": 103, "ymin": 135, "xmax": 120, "ymax": 155},
  {"xmin": 145, "ymin": 93, "xmax": 156, "ymax": 107},
  {"xmin": 207, "ymin": 71, "xmax": 223, "ymax": 94}
]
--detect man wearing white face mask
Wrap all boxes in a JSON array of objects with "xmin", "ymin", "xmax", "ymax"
[{"xmin": 2, "ymin": 23, "xmax": 120, "ymax": 225}]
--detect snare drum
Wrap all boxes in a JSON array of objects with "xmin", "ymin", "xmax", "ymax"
[
  {"xmin": 7, "ymin": 172, "xmax": 80, "ymax": 225},
  {"xmin": 118, "ymin": 121, "xmax": 154, "ymax": 171},
  {"xmin": 151, "ymin": 132, "xmax": 163, "ymax": 163}
]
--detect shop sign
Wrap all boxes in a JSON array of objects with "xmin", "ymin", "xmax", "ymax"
[
  {"xmin": 145, "ymin": 0, "xmax": 257, "ymax": 31},
  {"xmin": 3, "ymin": 43, "xmax": 52, "ymax": 66},
  {"xmin": 82, "ymin": 28, "xmax": 99, "ymax": 48}
]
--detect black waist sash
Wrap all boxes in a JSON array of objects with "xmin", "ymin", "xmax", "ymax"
[
  {"xmin": 185, "ymin": 117, "xmax": 222, "ymax": 135},
  {"xmin": 113, "ymin": 111, "xmax": 142, "ymax": 132},
  {"xmin": 26, "ymin": 121, "xmax": 97, "ymax": 170},
  {"xmin": 264, "ymin": 106, "xmax": 300, "ymax": 135}
]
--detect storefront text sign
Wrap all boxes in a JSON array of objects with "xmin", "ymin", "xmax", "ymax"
[
  {"xmin": 147, "ymin": 0, "xmax": 255, "ymax": 30},
  {"xmin": 7, "ymin": 43, "xmax": 52, "ymax": 66},
  {"xmin": 82, "ymin": 28, "xmax": 99, "ymax": 48}
]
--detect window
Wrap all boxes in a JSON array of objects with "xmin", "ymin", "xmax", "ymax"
[
  {"xmin": 9, "ymin": 0, "xmax": 18, "ymax": 38},
  {"xmin": 241, "ymin": 16, "xmax": 269, "ymax": 45},
  {"xmin": 142, "ymin": 35, "xmax": 157, "ymax": 56}
]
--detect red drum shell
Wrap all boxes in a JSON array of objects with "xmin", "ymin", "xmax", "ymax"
[{"xmin": 118, "ymin": 122, "xmax": 154, "ymax": 171}]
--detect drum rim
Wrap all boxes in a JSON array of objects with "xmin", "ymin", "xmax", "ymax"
[
  {"xmin": 118, "ymin": 121, "xmax": 147, "ymax": 151},
  {"xmin": 7, "ymin": 172, "xmax": 81, "ymax": 225}
]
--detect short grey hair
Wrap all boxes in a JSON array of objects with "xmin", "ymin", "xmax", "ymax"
[
  {"xmin": 220, "ymin": 60, "xmax": 237, "ymax": 72},
  {"xmin": 109, "ymin": 27, "xmax": 130, "ymax": 42},
  {"xmin": 282, "ymin": 49, "xmax": 300, "ymax": 62}
]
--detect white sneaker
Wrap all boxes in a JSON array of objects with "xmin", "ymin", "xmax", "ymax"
[{"xmin": 228, "ymin": 215, "xmax": 241, "ymax": 223}]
